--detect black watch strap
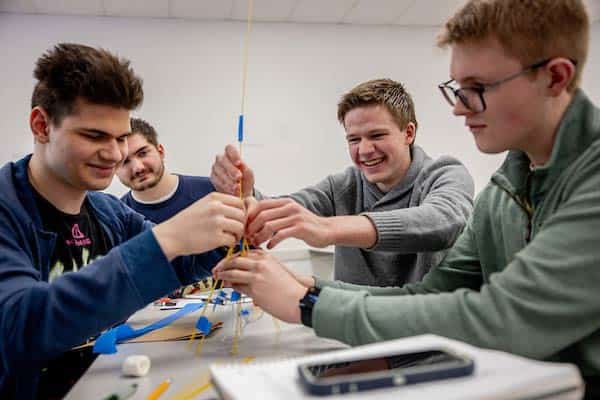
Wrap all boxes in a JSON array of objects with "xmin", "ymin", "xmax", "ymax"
[{"xmin": 299, "ymin": 287, "xmax": 321, "ymax": 328}]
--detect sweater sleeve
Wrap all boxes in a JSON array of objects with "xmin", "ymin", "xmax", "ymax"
[
  {"xmin": 0, "ymin": 226, "xmax": 181, "ymax": 373},
  {"xmin": 313, "ymin": 161, "xmax": 600, "ymax": 361},
  {"xmin": 314, "ymin": 212, "xmax": 483, "ymax": 296},
  {"xmin": 118, "ymin": 200, "xmax": 216, "ymax": 286},
  {"xmin": 285, "ymin": 175, "xmax": 338, "ymax": 217},
  {"xmin": 255, "ymin": 175, "xmax": 336, "ymax": 218},
  {"xmin": 363, "ymin": 157, "xmax": 474, "ymax": 253}
]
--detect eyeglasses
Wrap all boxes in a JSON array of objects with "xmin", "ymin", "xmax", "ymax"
[{"xmin": 438, "ymin": 58, "xmax": 575, "ymax": 113}]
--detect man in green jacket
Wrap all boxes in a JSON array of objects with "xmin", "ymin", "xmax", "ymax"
[{"xmin": 214, "ymin": 0, "xmax": 600, "ymax": 393}]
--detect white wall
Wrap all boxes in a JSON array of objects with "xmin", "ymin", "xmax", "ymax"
[{"xmin": 1, "ymin": 14, "xmax": 599, "ymax": 199}]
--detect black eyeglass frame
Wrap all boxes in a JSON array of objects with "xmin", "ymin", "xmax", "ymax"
[{"xmin": 438, "ymin": 58, "xmax": 577, "ymax": 113}]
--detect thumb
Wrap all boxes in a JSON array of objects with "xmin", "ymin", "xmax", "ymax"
[{"xmin": 240, "ymin": 163, "xmax": 255, "ymax": 197}]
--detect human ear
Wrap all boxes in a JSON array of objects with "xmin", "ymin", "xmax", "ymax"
[
  {"xmin": 404, "ymin": 122, "xmax": 416, "ymax": 145},
  {"xmin": 157, "ymin": 143, "xmax": 165, "ymax": 159},
  {"xmin": 30, "ymin": 107, "xmax": 52, "ymax": 144},
  {"xmin": 545, "ymin": 58, "xmax": 576, "ymax": 96}
]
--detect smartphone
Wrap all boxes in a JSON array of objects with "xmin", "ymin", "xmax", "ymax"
[{"xmin": 297, "ymin": 347, "xmax": 474, "ymax": 396}]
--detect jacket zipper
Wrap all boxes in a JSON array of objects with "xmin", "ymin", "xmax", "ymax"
[{"xmin": 492, "ymin": 178, "xmax": 534, "ymax": 243}]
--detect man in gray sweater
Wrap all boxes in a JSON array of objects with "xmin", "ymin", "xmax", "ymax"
[{"xmin": 211, "ymin": 79, "xmax": 474, "ymax": 286}]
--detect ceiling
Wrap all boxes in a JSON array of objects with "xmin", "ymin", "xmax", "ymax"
[{"xmin": 1, "ymin": 0, "xmax": 599, "ymax": 26}]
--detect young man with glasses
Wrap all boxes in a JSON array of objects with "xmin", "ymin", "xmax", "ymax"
[
  {"xmin": 438, "ymin": 58, "xmax": 562, "ymax": 114},
  {"xmin": 214, "ymin": 0, "xmax": 600, "ymax": 394}
]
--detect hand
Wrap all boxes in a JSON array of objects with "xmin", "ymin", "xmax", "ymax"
[
  {"xmin": 246, "ymin": 198, "xmax": 334, "ymax": 249},
  {"xmin": 210, "ymin": 144, "xmax": 255, "ymax": 197},
  {"xmin": 213, "ymin": 250, "xmax": 308, "ymax": 323},
  {"xmin": 153, "ymin": 192, "xmax": 246, "ymax": 260}
]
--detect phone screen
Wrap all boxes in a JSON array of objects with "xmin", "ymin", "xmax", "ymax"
[{"xmin": 305, "ymin": 350, "xmax": 463, "ymax": 380}]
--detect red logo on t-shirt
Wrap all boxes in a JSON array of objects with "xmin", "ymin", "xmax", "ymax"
[
  {"xmin": 71, "ymin": 224, "xmax": 85, "ymax": 239},
  {"xmin": 66, "ymin": 223, "xmax": 91, "ymax": 246}
]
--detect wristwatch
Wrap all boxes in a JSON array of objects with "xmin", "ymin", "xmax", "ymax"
[{"xmin": 299, "ymin": 286, "xmax": 321, "ymax": 328}]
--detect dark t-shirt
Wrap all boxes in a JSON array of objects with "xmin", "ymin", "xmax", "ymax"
[
  {"xmin": 33, "ymin": 191, "xmax": 110, "ymax": 281},
  {"xmin": 121, "ymin": 175, "xmax": 215, "ymax": 223},
  {"xmin": 31, "ymin": 190, "xmax": 110, "ymax": 399}
]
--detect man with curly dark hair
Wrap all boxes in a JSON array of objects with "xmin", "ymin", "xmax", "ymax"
[{"xmin": 0, "ymin": 43, "xmax": 246, "ymax": 399}]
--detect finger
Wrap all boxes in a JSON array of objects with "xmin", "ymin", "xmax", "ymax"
[
  {"xmin": 244, "ymin": 196, "xmax": 258, "ymax": 207},
  {"xmin": 247, "ymin": 199, "xmax": 296, "ymax": 234},
  {"xmin": 239, "ymin": 163, "xmax": 255, "ymax": 197},
  {"xmin": 266, "ymin": 226, "xmax": 298, "ymax": 249},
  {"xmin": 213, "ymin": 255, "xmax": 240, "ymax": 273},
  {"xmin": 248, "ymin": 207, "xmax": 296, "ymax": 237},
  {"xmin": 244, "ymin": 198, "xmax": 259, "ymax": 232},
  {"xmin": 244, "ymin": 196, "xmax": 259, "ymax": 216},
  {"xmin": 246, "ymin": 198, "xmax": 292, "ymax": 221},
  {"xmin": 209, "ymin": 193, "xmax": 245, "ymax": 210},
  {"xmin": 247, "ymin": 235, "xmax": 268, "ymax": 247},
  {"xmin": 219, "ymin": 221, "xmax": 245, "ymax": 243},
  {"xmin": 218, "ymin": 152, "xmax": 242, "ymax": 183},
  {"xmin": 214, "ymin": 257, "xmax": 228, "ymax": 271},
  {"xmin": 244, "ymin": 249, "xmax": 266, "ymax": 258},
  {"xmin": 219, "ymin": 203, "xmax": 247, "ymax": 223},
  {"xmin": 214, "ymin": 153, "xmax": 240, "ymax": 181},
  {"xmin": 210, "ymin": 164, "xmax": 238, "ymax": 195},
  {"xmin": 251, "ymin": 216, "xmax": 299, "ymax": 246},
  {"xmin": 225, "ymin": 144, "xmax": 243, "ymax": 167},
  {"xmin": 213, "ymin": 255, "xmax": 256, "ymax": 273},
  {"xmin": 218, "ymin": 231, "xmax": 239, "ymax": 248},
  {"xmin": 216, "ymin": 269, "xmax": 254, "ymax": 285}
]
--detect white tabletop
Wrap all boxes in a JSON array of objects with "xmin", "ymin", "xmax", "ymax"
[{"xmin": 65, "ymin": 253, "xmax": 343, "ymax": 400}]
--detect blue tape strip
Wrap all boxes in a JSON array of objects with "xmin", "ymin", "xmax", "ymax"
[
  {"xmin": 238, "ymin": 114, "xmax": 244, "ymax": 142},
  {"xmin": 230, "ymin": 291, "xmax": 241, "ymax": 302},
  {"xmin": 196, "ymin": 316, "xmax": 213, "ymax": 335},
  {"xmin": 93, "ymin": 302, "xmax": 205, "ymax": 354}
]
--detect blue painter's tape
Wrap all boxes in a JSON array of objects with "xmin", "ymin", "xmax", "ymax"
[
  {"xmin": 93, "ymin": 302, "xmax": 205, "ymax": 354},
  {"xmin": 196, "ymin": 316, "xmax": 213, "ymax": 335},
  {"xmin": 238, "ymin": 115, "xmax": 244, "ymax": 142},
  {"xmin": 230, "ymin": 291, "xmax": 241, "ymax": 302}
]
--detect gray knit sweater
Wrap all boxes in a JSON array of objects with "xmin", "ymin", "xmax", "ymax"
[{"xmin": 262, "ymin": 146, "xmax": 474, "ymax": 286}]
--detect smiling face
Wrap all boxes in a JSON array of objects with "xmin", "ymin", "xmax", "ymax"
[
  {"xmin": 344, "ymin": 104, "xmax": 415, "ymax": 193},
  {"xmin": 35, "ymin": 98, "xmax": 131, "ymax": 193},
  {"xmin": 116, "ymin": 132, "xmax": 165, "ymax": 191},
  {"xmin": 449, "ymin": 37, "xmax": 549, "ymax": 155}
]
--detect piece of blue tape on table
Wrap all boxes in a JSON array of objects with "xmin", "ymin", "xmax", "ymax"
[
  {"xmin": 230, "ymin": 291, "xmax": 241, "ymax": 302},
  {"xmin": 94, "ymin": 302, "xmax": 205, "ymax": 354},
  {"xmin": 196, "ymin": 316, "xmax": 213, "ymax": 335}
]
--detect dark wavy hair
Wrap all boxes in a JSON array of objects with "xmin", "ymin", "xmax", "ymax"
[
  {"xmin": 130, "ymin": 117, "xmax": 159, "ymax": 146},
  {"xmin": 31, "ymin": 43, "xmax": 144, "ymax": 126}
]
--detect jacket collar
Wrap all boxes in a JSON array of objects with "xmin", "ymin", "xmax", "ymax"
[
  {"xmin": 11, "ymin": 155, "xmax": 118, "ymax": 243},
  {"xmin": 491, "ymin": 89, "xmax": 600, "ymax": 203},
  {"xmin": 12, "ymin": 154, "xmax": 44, "ymax": 229}
]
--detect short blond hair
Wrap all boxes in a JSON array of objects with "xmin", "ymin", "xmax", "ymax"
[
  {"xmin": 337, "ymin": 79, "xmax": 418, "ymax": 135},
  {"xmin": 438, "ymin": 0, "xmax": 589, "ymax": 91}
]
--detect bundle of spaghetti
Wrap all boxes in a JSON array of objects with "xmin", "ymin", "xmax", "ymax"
[
  {"xmin": 226, "ymin": 0, "xmax": 254, "ymax": 356},
  {"xmin": 188, "ymin": 278, "xmax": 222, "ymax": 355},
  {"xmin": 188, "ymin": 0, "xmax": 254, "ymax": 359}
]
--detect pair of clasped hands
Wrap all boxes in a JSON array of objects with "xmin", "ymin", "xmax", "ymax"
[{"xmin": 154, "ymin": 144, "xmax": 318, "ymax": 323}]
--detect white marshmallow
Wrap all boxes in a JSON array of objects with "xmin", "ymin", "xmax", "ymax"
[{"xmin": 122, "ymin": 355, "xmax": 151, "ymax": 377}]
